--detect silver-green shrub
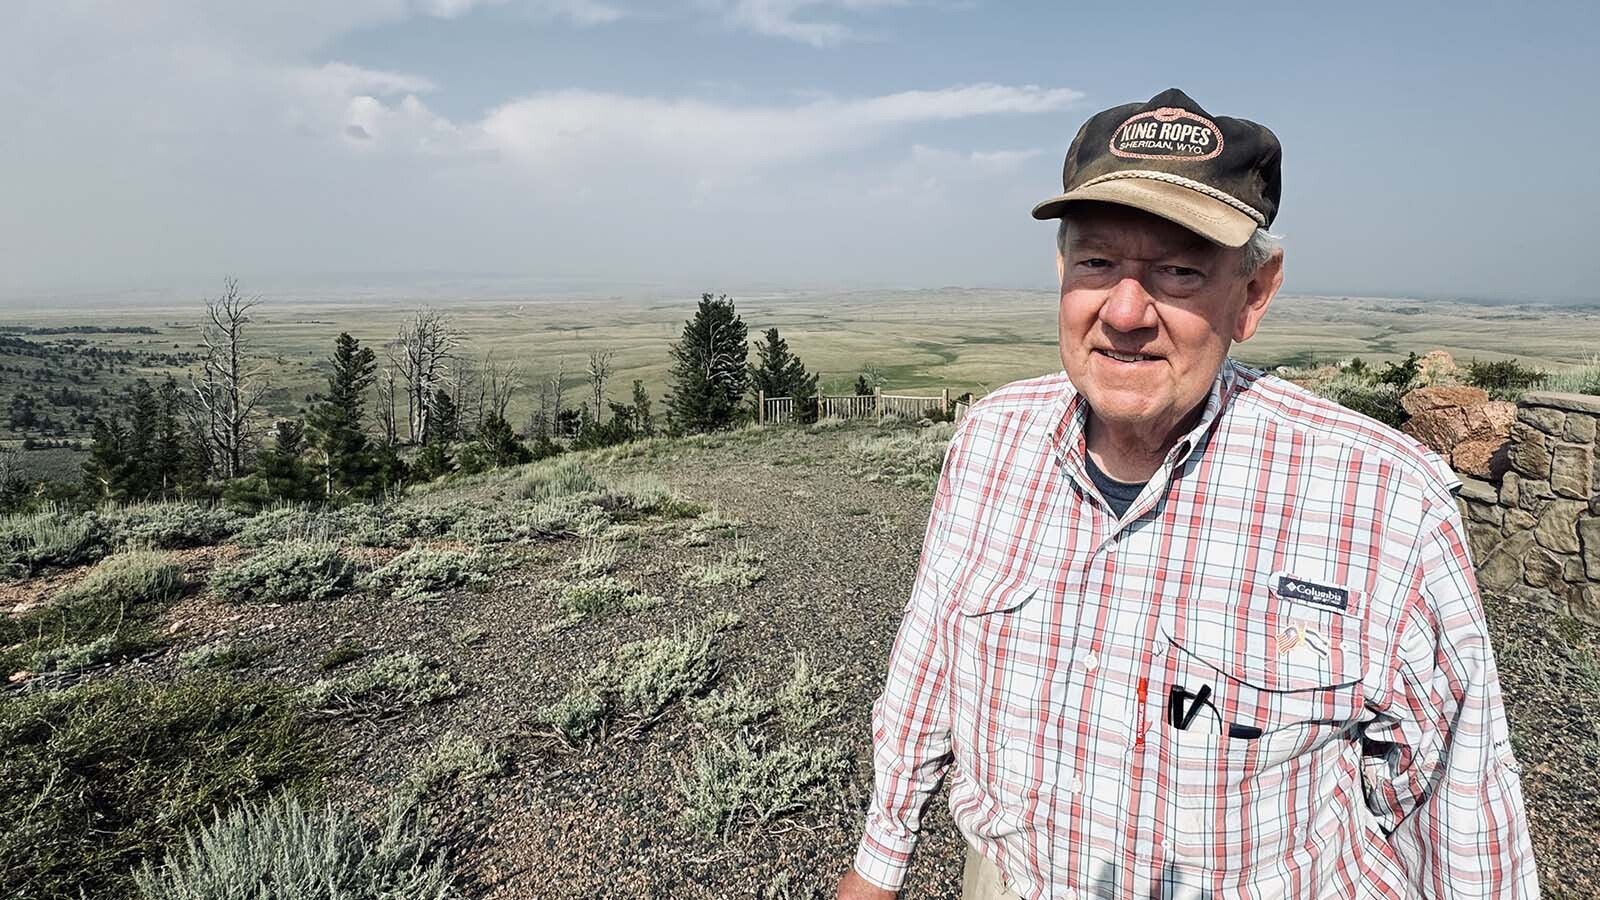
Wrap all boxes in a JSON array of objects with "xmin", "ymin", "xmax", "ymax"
[
  {"xmin": 677, "ymin": 734, "xmax": 849, "ymax": 839},
  {"xmin": 302, "ymin": 653, "xmax": 459, "ymax": 718},
  {"xmin": 209, "ymin": 542, "xmax": 355, "ymax": 603},
  {"xmin": 364, "ymin": 546, "xmax": 487, "ymax": 600},
  {"xmin": 101, "ymin": 502, "xmax": 242, "ymax": 550},
  {"xmin": 132, "ymin": 794, "xmax": 455, "ymax": 900}
]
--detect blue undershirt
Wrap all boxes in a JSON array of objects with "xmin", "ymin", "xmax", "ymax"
[{"xmin": 1084, "ymin": 454, "xmax": 1148, "ymax": 519}]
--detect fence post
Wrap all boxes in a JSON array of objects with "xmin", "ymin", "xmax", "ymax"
[
  {"xmin": 757, "ymin": 390, "xmax": 765, "ymax": 426},
  {"xmin": 816, "ymin": 384, "xmax": 825, "ymax": 420},
  {"xmin": 873, "ymin": 386, "xmax": 882, "ymax": 419},
  {"xmin": 941, "ymin": 387, "xmax": 950, "ymax": 415}
]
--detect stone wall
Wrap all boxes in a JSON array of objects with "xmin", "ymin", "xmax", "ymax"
[{"xmin": 1458, "ymin": 391, "xmax": 1600, "ymax": 624}]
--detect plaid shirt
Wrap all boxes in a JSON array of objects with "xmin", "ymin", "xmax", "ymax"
[{"xmin": 853, "ymin": 359, "xmax": 1539, "ymax": 899}]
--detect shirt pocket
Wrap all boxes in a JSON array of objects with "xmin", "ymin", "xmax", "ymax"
[
  {"xmin": 1160, "ymin": 619, "xmax": 1365, "ymax": 870},
  {"xmin": 949, "ymin": 560, "xmax": 1062, "ymax": 809}
]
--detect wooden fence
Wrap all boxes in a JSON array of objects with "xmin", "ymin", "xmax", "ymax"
[{"xmin": 758, "ymin": 386, "xmax": 967, "ymax": 426}]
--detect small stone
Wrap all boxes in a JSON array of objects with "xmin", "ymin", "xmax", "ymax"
[
  {"xmin": 1572, "ymin": 586, "xmax": 1600, "ymax": 626},
  {"xmin": 7, "ymin": 670, "xmax": 31, "ymax": 684},
  {"xmin": 1524, "ymin": 550, "xmax": 1563, "ymax": 589},
  {"xmin": 1504, "ymin": 508, "xmax": 1537, "ymax": 532},
  {"xmin": 1519, "ymin": 479, "xmax": 1553, "ymax": 513},
  {"xmin": 1581, "ymin": 517, "xmax": 1600, "ymax": 580},
  {"xmin": 1467, "ymin": 501, "xmax": 1503, "ymax": 527},
  {"xmin": 1517, "ymin": 406, "xmax": 1567, "ymax": 437},
  {"xmin": 1564, "ymin": 557, "xmax": 1587, "ymax": 582},
  {"xmin": 1551, "ymin": 443, "xmax": 1593, "ymax": 499},
  {"xmin": 1565, "ymin": 413, "xmax": 1597, "ymax": 444},
  {"xmin": 1500, "ymin": 472, "xmax": 1521, "ymax": 508},
  {"xmin": 1403, "ymin": 408, "xmax": 1469, "ymax": 453},
  {"xmin": 1511, "ymin": 426, "xmax": 1551, "ymax": 479},
  {"xmin": 1476, "ymin": 531, "xmax": 1533, "ymax": 592},
  {"xmin": 1534, "ymin": 499, "xmax": 1584, "ymax": 554}
]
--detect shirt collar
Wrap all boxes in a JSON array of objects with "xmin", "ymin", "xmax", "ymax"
[{"xmin": 1046, "ymin": 358, "xmax": 1242, "ymax": 483}]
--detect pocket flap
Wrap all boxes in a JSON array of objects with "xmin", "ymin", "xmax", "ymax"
[
  {"xmin": 1163, "ymin": 616, "xmax": 1363, "ymax": 693},
  {"xmin": 936, "ymin": 557, "xmax": 1043, "ymax": 617}
]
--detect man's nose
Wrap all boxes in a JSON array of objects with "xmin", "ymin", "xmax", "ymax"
[{"xmin": 1099, "ymin": 276, "xmax": 1159, "ymax": 332}]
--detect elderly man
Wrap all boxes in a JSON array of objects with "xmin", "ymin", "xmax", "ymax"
[{"xmin": 837, "ymin": 88, "xmax": 1539, "ymax": 899}]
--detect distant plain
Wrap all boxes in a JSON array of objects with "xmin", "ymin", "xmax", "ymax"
[{"xmin": 4, "ymin": 288, "xmax": 1600, "ymax": 436}]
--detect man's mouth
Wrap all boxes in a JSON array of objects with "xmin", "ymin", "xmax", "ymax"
[{"xmin": 1095, "ymin": 349, "xmax": 1162, "ymax": 363}]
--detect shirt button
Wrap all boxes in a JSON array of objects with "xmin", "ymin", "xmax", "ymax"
[
  {"xmin": 1079, "ymin": 653, "xmax": 1099, "ymax": 673},
  {"xmin": 1063, "ymin": 889, "xmax": 1079, "ymax": 900},
  {"xmin": 1068, "ymin": 773, "xmax": 1084, "ymax": 793}
]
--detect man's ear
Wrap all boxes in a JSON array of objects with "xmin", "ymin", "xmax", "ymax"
[{"xmin": 1233, "ymin": 249, "xmax": 1284, "ymax": 343}]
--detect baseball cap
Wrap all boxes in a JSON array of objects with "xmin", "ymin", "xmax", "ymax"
[{"xmin": 1031, "ymin": 87, "xmax": 1281, "ymax": 248}]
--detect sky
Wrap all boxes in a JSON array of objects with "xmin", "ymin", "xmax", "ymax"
[{"xmin": 3, "ymin": 0, "xmax": 1598, "ymax": 305}]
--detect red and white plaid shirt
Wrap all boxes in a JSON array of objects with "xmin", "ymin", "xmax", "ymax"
[{"xmin": 854, "ymin": 359, "xmax": 1539, "ymax": 899}]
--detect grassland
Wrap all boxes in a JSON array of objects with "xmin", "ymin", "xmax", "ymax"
[{"xmin": 4, "ymin": 289, "xmax": 1600, "ymax": 453}]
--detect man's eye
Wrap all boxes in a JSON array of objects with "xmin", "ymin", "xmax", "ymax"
[
  {"xmin": 1078, "ymin": 258, "xmax": 1113, "ymax": 269},
  {"xmin": 1160, "ymin": 265, "xmax": 1203, "ymax": 278}
]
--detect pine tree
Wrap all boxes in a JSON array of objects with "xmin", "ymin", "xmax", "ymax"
[
  {"xmin": 308, "ymin": 333, "xmax": 378, "ymax": 497},
  {"xmin": 125, "ymin": 381, "xmax": 161, "ymax": 498},
  {"xmin": 225, "ymin": 420, "xmax": 318, "ymax": 508},
  {"xmin": 155, "ymin": 376, "xmax": 191, "ymax": 495},
  {"xmin": 424, "ymin": 390, "xmax": 460, "ymax": 446},
  {"xmin": 629, "ymin": 380, "xmax": 655, "ymax": 438},
  {"xmin": 854, "ymin": 374, "xmax": 872, "ymax": 396},
  {"xmin": 665, "ymin": 293, "xmax": 749, "ymax": 434},
  {"xmin": 82, "ymin": 416, "xmax": 130, "ymax": 500},
  {"xmin": 748, "ymin": 328, "xmax": 818, "ymax": 423}
]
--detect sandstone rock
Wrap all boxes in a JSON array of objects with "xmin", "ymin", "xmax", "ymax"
[
  {"xmin": 1476, "ymin": 531, "xmax": 1533, "ymax": 593},
  {"xmin": 1505, "ymin": 508, "xmax": 1537, "ymax": 532},
  {"xmin": 1453, "ymin": 440, "xmax": 1511, "ymax": 480},
  {"xmin": 1534, "ymin": 499, "xmax": 1584, "ymax": 554},
  {"xmin": 1565, "ymin": 413, "xmax": 1597, "ymax": 444},
  {"xmin": 1500, "ymin": 472, "xmax": 1521, "ymax": 508},
  {"xmin": 1517, "ymin": 405, "xmax": 1567, "ymax": 436},
  {"xmin": 1524, "ymin": 549, "xmax": 1563, "ymax": 589},
  {"xmin": 1565, "ymin": 557, "xmax": 1588, "ymax": 582},
  {"xmin": 1581, "ymin": 516, "xmax": 1600, "ymax": 580},
  {"xmin": 1573, "ymin": 585, "xmax": 1600, "ymax": 626},
  {"xmin": 1461, "ymin": 401, "xmax": 1516, "ymax": 442},
  {"xmin": 1467, "ymin": 525, "xmax": 1499, "ymax": 565},
  {"xmin": 1403, "ymin": 408, "xmax": 1469, "ymax": 452},
  {"xmin": 1520, "ymin": 392, "xmax": 1600, "ymax": 415},
  {"xmin": 1466, "ymin": 499, "xmax": 1503, "ymax": 527},
  {"xmin": 1402, "ymin": 384, "xmax": 1490, "ymax": 416},
  {"xmin": 1511, "ymin": 424, "xmax": 1550, "ymax": 479},
  {"xmin": 1551, "ymin": 443, "xmax": 1593, "ymax": 499},
  {"xmin": 1416, "ymin": 351, "xmax": 1459, "ymax": 385}
]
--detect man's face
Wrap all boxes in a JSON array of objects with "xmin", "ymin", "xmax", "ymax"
[{"xmin": 1057, "ymin": 202, "xmax": 1282, "ymax": 441}]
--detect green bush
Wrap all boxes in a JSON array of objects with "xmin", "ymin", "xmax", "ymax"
[
  {"xmin": 1464, "ymin": 358, "xmax": 1549, "ymax": 399},
  {"xmin": 535, "ymin": 630, "xmax": 721, "ymax": 745},
  {"xmin": 209, "ymin": 541, "xmax": 356, "ymax": 603},
  {"xmin": 0, "ymin": 675, "xmax": 322, "ymax": 899},
  {"xmin": 1312, "ymin": 373, "xmax": 1408, "ymax": 427},
  {"xmin": 2, "ymin": 551, "xmax": 182, "ymax": 674},
  {"xmin": 685, "ymin": 539, "xmax": 764, "ymax": 588},
  {"xmin": 365, "ymin": 546, "xmax": 487, "ymax": 600},
  {"xmin": 178, "ymin": 640, "xmax": 256, "ymax": 671},
  {"xmin": 516, "ymin": 458, "xmax": 600, "ymax": 502},
  {"xmin": 0, "ymin": 503, "xmax": 108, "ymax": 577},
  {"xmin": 233, "ymin": 503, "xmax": 409, "ymax": 549},
  {"xmin": 848, "ymin": 423, "xmax": 956, "ymax": 491},
  {"xmin": 691, "ymin": 679, "xmax": 774, "ymax": 733},
  {"xmin": 101, "ymin": 501, "xmax": 242, "ymax": 549},
  {"xmin": 400, "ymin": 732, "xmax": 508, "ymax": 805},
  {"xmin": 775, "ymin": 653, "xmax": 843, "ymax": 732},
  {"xmin": 55, "ymin": 549, "xmax": 184, "ymax": 608},
  {"xmin": 677, "ymin": 733, "xmax": 849, "ymax": 839},
  {"xmin": 302, "ymin": 653, "xmax": 460, "ymax": 718},
  {"xmin": 1543, "ymin": 355, "xmax": 1600, "ymax": 396},
  {"xmin": 554, "ymin": 574, "xmax": 662, "ymax": 621},
  {"xmin": 132, "ymin": 794, "xmax": 454, "ymax": 900}
]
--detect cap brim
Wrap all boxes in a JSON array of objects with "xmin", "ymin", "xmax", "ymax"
[{"xmin": 1031, "ymin": 177, "xmax": 1258, "ymax": 248}]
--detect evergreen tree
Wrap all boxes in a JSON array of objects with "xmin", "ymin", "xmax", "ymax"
[
  {"xmin": 155, "ymin": 376, "xmax": 192, "ymax": 495},
  {"xmin": 307, "ymin": 333, "xmax": 378, "ymax": 497},
  {"xmin": 748, "ymin": 328, "xmax": 818, "ymax": 423},
  {"xmin": 125, "ymin": 381, "xmax": 161, "ymax": 498},
  {"xmin": 629, "ymin": 380, "xmax": 655, "ymax": 438},
  {"xmin": 224, "ymin": 420, "xmax": 318, "ymax": 508},
  {"xmin": 665, "ymin": 293, "xmax": 749, "ymax": 434},
  {"xmin": 82, "ymin": 416, "xmax": 130, "ymax": 500},
  {"xmin": 423, "ymin": 390, "xmax": 460, "ymax": 445},
  {"xmin": 854, "ymin": 374, "xmax": 872, "ymax": 396}
]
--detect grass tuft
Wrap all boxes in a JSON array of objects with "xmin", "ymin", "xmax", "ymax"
[
  {"xmin": 302, "ymin": 653, "xmax": 460, "ymax": 719},
  {"xmin": 685, "ymin": 539, "xmax": 765, "ymax": 588},
  {"xmin": 399, "ymin": 732, "xmax": 508, "ymax": 805}
]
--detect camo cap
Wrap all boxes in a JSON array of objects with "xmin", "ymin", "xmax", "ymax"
[{"xmin": 1032, "ymin": 87, "xmax": 1282, "ymax": 248}]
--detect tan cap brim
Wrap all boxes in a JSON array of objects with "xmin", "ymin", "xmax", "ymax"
[{"xmin": 1031, "ymin": 177, "xmax": 1258, "ymax": 248}]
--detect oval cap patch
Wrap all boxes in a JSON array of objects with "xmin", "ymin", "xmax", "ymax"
[{"xmin": 1110, "ymin": 107, "xmax": 1224, "ymax": 161}]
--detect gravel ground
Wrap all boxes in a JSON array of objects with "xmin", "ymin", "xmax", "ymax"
[{"xmin": 74, "ymin": 420, "xmax": 1600, "ymax": 898}]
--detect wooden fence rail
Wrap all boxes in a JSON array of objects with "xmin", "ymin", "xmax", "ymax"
[{"xmin": 757, "ymin": 386, "xmax": 965, "ymax": 425}]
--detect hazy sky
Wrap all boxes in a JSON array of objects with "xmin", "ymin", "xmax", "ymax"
[{"xmin": 4, "ymin": 1, "xmax": 1597, "ymax": 304}]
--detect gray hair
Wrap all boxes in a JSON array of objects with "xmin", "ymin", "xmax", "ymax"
[{"xmin": 1055, "ymin": 217, "xmax": 1283, "ymax": 277}]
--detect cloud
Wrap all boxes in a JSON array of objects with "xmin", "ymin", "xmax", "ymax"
[
  {"xmin": 472, "ymin": 84, "xmax": 1081, "ymax": 177},
  {"xmin": 717, "ymin": 0, "xmax": 910, "ymax": 46}
]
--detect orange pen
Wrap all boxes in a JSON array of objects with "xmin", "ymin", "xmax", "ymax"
[{"xmin": 1135, "ymin": 675, "xmax": 1149, "ymax": 748}]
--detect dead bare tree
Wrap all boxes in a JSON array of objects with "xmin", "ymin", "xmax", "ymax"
[
  {"xmin": 480, "ymin": 350, "xmax": 520, "ymax": 426},
  {"xmin": 392, "ymin": 308, "xmax": 459, "ymax": 443},
  {"xmin": 587, "ymin": 349, "xmax": 614, "ymax": 423},
  {"xmin": 550, "ymin": 360, "xmax": 568, "ymax": 437},
  {"xmin": 376, "ymin": 365, "xmax": 399, "ymax": 446},
  {"xmin": 443, "ymin": 355, "xmax": 479, "ymax": 438},
  {"xmin": 189, "ymin": 277, "xmax": 266, "ymax": 479}
]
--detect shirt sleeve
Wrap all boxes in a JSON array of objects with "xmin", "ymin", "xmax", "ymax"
[
  {"xmin": 1359, "ymin": 491, "xmax": 1540, "ymax": 898},
  {"xmin": 851, "ymin": 427, "xmax": 964, "ymax": 892}
]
